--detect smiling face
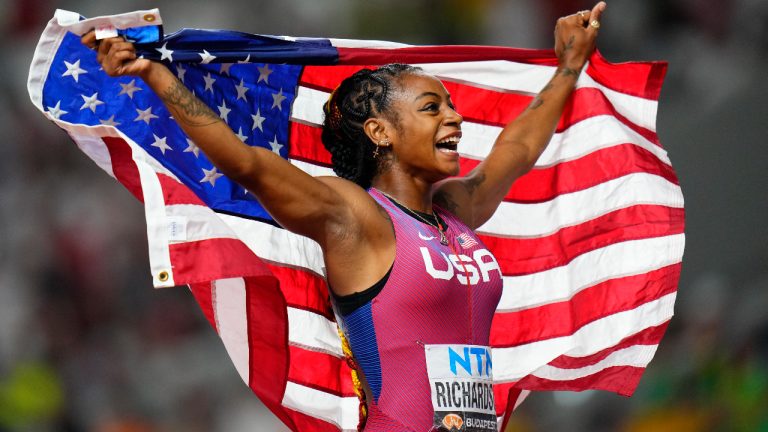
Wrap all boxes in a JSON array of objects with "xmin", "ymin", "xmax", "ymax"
[{"xmin": 368, "ymin": 72, "xmax": 464, "ymax": 185}]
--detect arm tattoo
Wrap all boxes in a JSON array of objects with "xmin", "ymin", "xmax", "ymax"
[
  {"xmin": 529, "ymin": 83, "xmax": 553, "ymax": 110},
  {"xmin": 561, "ymin": 35, "xmax": 575, "ymax": 55},
  {"xmin": 159, "ymin": 80, "xmax": 222, "ymax": 127},
  {"xmin": 558, "ymin": 67, "xmax": 580, "ymax": 78},
  {"xmin": 433, "ymin": 190, "xmax": 459, "ymax": 215}
]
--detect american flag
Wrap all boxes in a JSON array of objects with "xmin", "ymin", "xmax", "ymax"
[
  {"xmin": 28, "ymin": 9, "xmax": 684, "ymax": 431},
  {"xmin": 456, "ymin": 232, "xmax": 480, "ymax": 249}
]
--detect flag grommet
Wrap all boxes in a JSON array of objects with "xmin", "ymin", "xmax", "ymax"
[
  {"xmin": 143, "ymin": 14, "xmax": 156, "ymax": 22},
  {"xmin": 157, "ymin": 270, "xmax": 170, "ymax": 282}
]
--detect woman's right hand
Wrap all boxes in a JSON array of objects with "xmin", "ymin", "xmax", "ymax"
[
  {"xmin": 81, "ymin": 31, "xmax": 155, "ymax": 78},
  {"xmin": 553, "ymin": 2, "xmax": 606, "ymax": 72}
]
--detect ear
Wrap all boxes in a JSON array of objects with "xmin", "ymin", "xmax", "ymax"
[{"xmin": 363, "ymin": 117, "xmax": 391, "ymax": 146}]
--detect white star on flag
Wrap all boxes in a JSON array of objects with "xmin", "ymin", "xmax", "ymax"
[
  {"xmin": 199, "ymin": 50, "xmax": 216, "ymax": 64},
  {"xmin": 47, "ymin": 101, "xmax": 68, "ymax": 119},
  {"xmin": 220, "ymin": 63, "xmax": 233, "ymax": 75},
  {"xmin": 62, "ymin": 59, "xmax": 87, "ymax": 82},
  {"xmin": 235, "ymin": 127, "xmax": 248, "ymax": 142},
  {"xmin": 218, "ymin": 100, "xmax": 231, "ymax": 121},
  {"xmin": 203, "ymin": 73, "xmax": 216, "ymax": 93},
  {"xmin": 271, "ymin": 88, "xmax": 287, "ymax": 111},
  {"xmin": 200, "ymin": 166, "xmax": 224, "ymax": 186},
  {"xmin": 269, "ymin": 135, "xmax": 283, "ymax": 154},
  {"xmin": 80, "ymin": 92, "xmax": 104, "ymax": 112},
  {"xmin": 257, "ymin": 64, "xmax": 273, "ymax": 84},
  {"xmin": 184, "ymin": 138, "xmax": 200, "ymax": 157},
  {"xmin": 235, "ymin": 79, "xmax": 249, "ymax": 101},
  {"xmin": 156, "ymin": 43, "xmax": 174, "ymax": 61},
  {"xmin": 150, "ymin": 134, "xmax": 172, "ymax": 154},
  {"xmin": 118, "ymin": 79, "xmax": 142, "ymax": 98},
  {"xmin": 237, "ymin": 54, "xmax": 251, "ymax": 64},
  {"xmin": 251, "ymin": 109, "xmax": 265, "ymax": 131},
  {"xmin": 99, "ymin": 115, "xmax": 120, "ymax": 126},
  {"xmin": 176, "ymin": 65, "xmax": 187, "ymax": 82},
  {"xmin": 134, "ymin": 107, "xmax": 159, "ymax": 124}
]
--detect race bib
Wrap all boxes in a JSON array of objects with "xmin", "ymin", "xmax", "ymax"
[{"xmin": 425, "ymin": 344, "xmax": 497, "ymax": 431}]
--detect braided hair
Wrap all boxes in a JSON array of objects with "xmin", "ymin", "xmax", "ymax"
[{"xmin": 321, "ymin": 64, "xmax": 422, "ymax": 189}]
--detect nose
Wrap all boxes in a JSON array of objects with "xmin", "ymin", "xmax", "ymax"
[{"xmin": 446, "ymin": 105, "xmax": 463, "ymax": 127}]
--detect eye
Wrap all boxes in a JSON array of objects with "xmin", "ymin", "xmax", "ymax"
[{"xmin": 420, "ymin": 102, "xmax": 439, "ymax": 112}]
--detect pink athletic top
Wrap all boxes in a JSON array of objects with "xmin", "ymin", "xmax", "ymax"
[{"xmin": 335, "ymin": 189, "xmax": 503, "ymax": 431}]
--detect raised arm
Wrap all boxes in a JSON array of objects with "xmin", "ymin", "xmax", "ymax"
[
  {"xmin": 434, "ymin": 2, "xmax": 606, "ymax": 229},
  {"xmin": 82, "ymin": 33, "xmax": 366, "ymax": 245}
]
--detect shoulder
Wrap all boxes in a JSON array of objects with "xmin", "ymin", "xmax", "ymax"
[{"xmin": 316, "ymin": 176, "xmax": 392, "ymax": 228}]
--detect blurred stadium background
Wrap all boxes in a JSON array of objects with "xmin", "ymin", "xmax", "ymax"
[{"xmin": 1, "ymin": 0, "xmax": 767, "ymax": 430}]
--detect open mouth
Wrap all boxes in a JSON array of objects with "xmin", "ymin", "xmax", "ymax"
[{"xmin": 436, "ymin": 135, "xmax": 460, "ymax": 153}]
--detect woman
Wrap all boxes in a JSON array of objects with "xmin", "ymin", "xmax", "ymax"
[{"xmin": 83, "ymin": 2, "xmax": 606, "ymax": 430}]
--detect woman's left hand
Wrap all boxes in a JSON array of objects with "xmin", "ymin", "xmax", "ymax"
[{"xmin": 554, "ymin": 1, "xmax": 607, "ymax": 71}]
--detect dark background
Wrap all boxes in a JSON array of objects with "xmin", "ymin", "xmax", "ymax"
[{"xmin": 1, "ymin": 0, "xmax": 766, "ymax": 430}]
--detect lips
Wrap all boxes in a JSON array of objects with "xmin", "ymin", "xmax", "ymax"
[{"xmin": 435, "ymin": 132, "xmax": 461, "ymax": 154}]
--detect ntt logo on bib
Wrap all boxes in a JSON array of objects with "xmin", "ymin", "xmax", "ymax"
[{"xmin": 449, "ymin": 346, "xmax": 492, "ymax": 377}]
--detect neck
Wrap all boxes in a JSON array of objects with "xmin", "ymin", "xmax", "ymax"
[{"xmin": 372, "ymin": 174, "xmax": 434, "ymax": 214}]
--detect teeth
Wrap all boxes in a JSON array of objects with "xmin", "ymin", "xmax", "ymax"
[{"xmin": 437, "ymin": 136, "xmax": 460, "ymax": 145}]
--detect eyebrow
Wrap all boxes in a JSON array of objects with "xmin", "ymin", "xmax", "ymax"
[{"xmin": 415, "ymin": 91, "xmax": 450, "ymax": 101}]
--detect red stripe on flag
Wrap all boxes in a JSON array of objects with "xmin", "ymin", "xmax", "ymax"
[
  {"xmin": 483, "ymin": 206, "xmax": 685, "ymax": 275},
  {"xmin": 288, "ymin": 345, "xmax": 355, "ymax": 397},
  {"xmin": 548, "ymin": 322, "xmax": 670, "ymax": 369},
  {"xmin": 516, "ymin": 365, "xmax": 645, "ymax": 396},
  {"xmin": 336, "ymin": 45, "xmax": 559, "ymax": 66},
  {"xmin": 467, "ymin": 144, "xmax": 679, "ymax": 203},
  {"xmin": 300, "ymin": 65, "xmax": 378, "ymax": 91},
  {"xmin": 102, "ymin": 137, "xmax": 143, "ymax": 202},
  {"xmin": 587, "ymin": 52, "xmax": 668, "ymax": 100},
  {"xmin": 189, "ymin": 282, "xmax": 217, "ymax": 332},
  {"xmin": 242, "ymin": 277, "xmax": 297, "ymax": 429},
  {"xmin": 289, "ymin": 121, "xmax": 333, "ymax": 166},
  {"xmin": 557, "ymin": 87, "xmax": 660, "ymax": 145},
  {"xmin": 490, "ymin": 263, "xmax": 681, "ymax": 347},
  {"xmin": 266, "ymin": 264, "xmax": 334, "ymax": 320},
  {"xmin": 157, "ymin": 173, "xmax": 206, "ymax": 205},
  {"xmin": 168, "ymin": 238, "xmax": 275, "ymax": 284}
]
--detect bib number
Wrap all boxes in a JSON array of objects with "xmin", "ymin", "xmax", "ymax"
[{"xmin": 425, "ymin": 344, "xmax": 497, "ymax": 431}]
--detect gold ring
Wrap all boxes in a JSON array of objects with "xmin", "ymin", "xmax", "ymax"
[{"xmin": 590, "ymin": 20, "xmax": 601, "ymax": 29}]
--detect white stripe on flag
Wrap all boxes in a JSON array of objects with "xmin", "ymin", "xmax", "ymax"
[
  {"xmin": 165, "ymin": 204, "xmax": 241, "ymax": 242},
  {"xmin": 498, "ymin": 233, "xmax": 685, "ymax": 311},
  {"xmin": 287, "ymin": 307, "xmax": 344, "ymax": 357},
  {"xmin": 218, "ymin": 213, "xmax": 326, "ymax": 276},
  {"xmin": 212, "ymin": 277, "xmax": 251, "ymax": 384},
  {"xmin": 530, "ymin": 344, "xmax": 659, "ymax": 381},
  {"xmin": 478, "ymin": 173, "xmax": 684, "ymax": 238},
  {"xmin": 281, "ymin": 381, "xmax": 361, "ymax": 431},
  {"xmin": 492, "ymin": 292, "xmax": 676, "ymax": 382}
]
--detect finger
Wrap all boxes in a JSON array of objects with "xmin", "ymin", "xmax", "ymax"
[
  {"xmin": 110, "ymin": 55, "xmax": 140, "ymax": 77},
  {"xmin": 105, "ymin": 47, "xmax": 138, "ymax": 76},
  {"xmin": 81, "ymin": 30, "xmax": 97, "ymax": 49},
  {"xmin": 588, "ymin": 1, "xmax": 607, "ymax": 28},
  {"xmin": 107, "ymin": 41, "xmax": 136, "ymax": 58},
  {"xmin": 575, "ymin": 10, "xmax": 591, "ymax": 25}
]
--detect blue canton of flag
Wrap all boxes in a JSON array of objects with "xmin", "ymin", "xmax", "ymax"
[{"xmin": 42, "ymin": 30, "xmax": 302, "ymax": 221}]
